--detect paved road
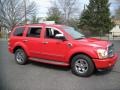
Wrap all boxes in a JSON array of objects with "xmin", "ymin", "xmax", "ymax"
[{"xmin": 0, "ymin": 41, "xmax": 120, "ymax": 90}]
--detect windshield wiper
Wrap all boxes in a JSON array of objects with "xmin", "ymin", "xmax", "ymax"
[{"xmin": 75, "ymin": 37, "xmax": 85, "ymax": 40}]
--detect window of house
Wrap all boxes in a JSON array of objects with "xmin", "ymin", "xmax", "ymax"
[{"xmin": 27, "ymin": 27, "xmax": 41, "ymax": 38}]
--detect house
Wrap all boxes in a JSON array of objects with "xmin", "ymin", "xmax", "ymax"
[
  {"xmin": 110, "ymin": 25, "xmax": 120, "ymax": 36},
  {"xmin": 110, "ymin": 19, "xmax": 120, "ymax": 36}
]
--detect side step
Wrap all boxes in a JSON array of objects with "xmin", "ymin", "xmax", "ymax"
[{"xmin": 29, "ymin": 57, "xmax": 69, "ymax": 66}]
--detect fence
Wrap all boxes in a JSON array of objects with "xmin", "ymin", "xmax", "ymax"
[
  {"xmin": 81, "ymin": 31, "xmax": 120, "ymax": 40},
  {"xmin": 0, "ymin": 29, "xmax": 120, "ymax": 41},
  {"xmin": 95, "ymin": 32, "xmax": 120, "ymax": 40},
  {"xmin": 0, "ymin": 28, "xmax": 9, "ymax": 40}
]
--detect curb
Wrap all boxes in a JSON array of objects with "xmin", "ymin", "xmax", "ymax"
[{"xmin": 0, "ymin": 38, "xmax": 8, "ymax": 41}]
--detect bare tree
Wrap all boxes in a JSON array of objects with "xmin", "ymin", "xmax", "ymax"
[
  {"xmin": 55, "ymin": 0, "xmax": 79, "ymax": 24},
  {"xmin": 114, "ymin": 0, "xmax": 120, "ymax": 2},
  {"xmin": 31, "ymin": 14, "xmax": 40, "ymax": 24},
  {"xmin": 0, "ymin": 0, "xmax": 36, "ymax": 31},
  {"xmin": 46, "ymin": 5, "xmax": 63, "ymax": 24}
]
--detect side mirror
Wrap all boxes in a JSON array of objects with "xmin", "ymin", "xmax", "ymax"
[{"xmin": 55, "ymin": 34, "xmax": 65, "ymax": 40}]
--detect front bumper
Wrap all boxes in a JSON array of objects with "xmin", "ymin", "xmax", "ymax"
[
  {"xmin": 8, "ymin": 46, "xmax": 13, "ymax": 53},
  {"xmin": 93, "ymin": 53, "xmax": 118, "ymax": 69}
]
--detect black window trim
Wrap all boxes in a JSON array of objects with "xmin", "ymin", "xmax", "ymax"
[
  {"xmin": 13, "ymin": 26, "xmax": 25, "ymax": 37},
  {"xmin": 26, "ymin": 26, "xmax": 42, "ymax": 38},
  {"xmin": 45, "ymin": 27, "xmax": 65, "ymax": 39}
]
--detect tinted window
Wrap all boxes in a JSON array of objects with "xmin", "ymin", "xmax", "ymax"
[
  {"xmin": 27, "ymin": 27, "xmax": 41, "ymax": 38},
  {"xmin": 13, "ymin": 27, "xmax": 24, "ymax": 36}
]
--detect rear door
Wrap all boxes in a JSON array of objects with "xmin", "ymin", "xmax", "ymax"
[
  {"xmin": 9, "ymin": 26, "xmax": 25, "ymax": 51},
  {"xmin": 24, "ymin": 26, "xmax": 43, "ymax": 58}
]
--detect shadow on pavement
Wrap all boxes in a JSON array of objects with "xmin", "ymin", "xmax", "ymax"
[
  {"xmin": 94, "ymin": 69, "xmax": 112, "ymax": 76},
  {"xmin": 29, "ymin": 60, "xmax": 117, "ymax": 77},
  {"xmin": 29, "ymin": 61, "xmax": 70, "ymax": 71}
]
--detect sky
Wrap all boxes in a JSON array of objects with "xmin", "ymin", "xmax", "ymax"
[{"xmin": 30, "ymin": 0, "xmax": 120, "ymax": 17}]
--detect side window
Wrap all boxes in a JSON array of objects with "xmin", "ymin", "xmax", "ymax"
[
  {"xmin": 45, "ymin": 28, "xmax": 61, "ymax": 39},
  {"xmin": 27, "ymin": 27, "xmax": 41, "ymax": 38},
  {"xmin": 13, "ymin": 27, "xmax": 24, "ymax": 36}
]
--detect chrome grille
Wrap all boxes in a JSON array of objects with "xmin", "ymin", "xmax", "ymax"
[{"xmin": 108, "ymin": 44, "xmax": 114, "ymax": 57}]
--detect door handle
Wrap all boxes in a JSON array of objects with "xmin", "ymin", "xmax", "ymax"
[
  {"xmin": 23, "ymin": 40, "xmax": 28, "ymax": 42},
  {"xmin": 42, "ymin": 42, "xmax": 48, "ymax": 44},
  {"xmin": 56, "ymin": 41, "xmax": 61, "ymax": 44}
]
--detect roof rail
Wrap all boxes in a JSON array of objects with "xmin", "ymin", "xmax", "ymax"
[
  {"xmin": 39, "ymin": 21, "xmax": 55, "ymax": 24},
  {"xmin": 14, "ymin": 21, "xmax": 55, "ymax": 27}
]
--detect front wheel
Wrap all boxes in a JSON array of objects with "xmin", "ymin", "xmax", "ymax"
[
  {"xmin": 15, "ymin": 49, "xmax": 28, "ymax": 65},
  {"xmin": 71, "ymin": 54, "xmax": 95, "ymax": 77}
]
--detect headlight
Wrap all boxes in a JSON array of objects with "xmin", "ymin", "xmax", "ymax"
[{"xmin": 97, "ymin": 49, "xmax": 108, "ymax": 59}]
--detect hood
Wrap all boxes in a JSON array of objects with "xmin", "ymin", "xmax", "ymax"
[{"xmin": 77, "ymin": 38, "xmax": 111, "ymax": 48}]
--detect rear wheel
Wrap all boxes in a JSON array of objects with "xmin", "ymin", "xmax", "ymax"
[
  {"xmin": 71, "ymin": 54, "xmax": 95, "ymax": 77},
  {"xmin": 15, "ymin": 49, "xmax": 28, "ymax": 65}
]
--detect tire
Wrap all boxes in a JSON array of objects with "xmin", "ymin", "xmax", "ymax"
[
  {"xmin": 71, "ymin": 54, "xmax": 95, "ymax": 77},
  {"xmin": 15, "ymin": 49, "xmax": 28, "ymax": 65}
]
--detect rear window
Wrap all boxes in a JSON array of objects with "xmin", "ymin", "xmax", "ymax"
[
  {"xmin": 13, "ymin": 27, "xmax": 24, "ymax": 36},
  {"xmin": 26, "ymin": 27, "xmax": 41, "ymax": 38}
]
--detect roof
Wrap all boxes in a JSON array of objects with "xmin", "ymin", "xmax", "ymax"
[{"xmin": 110, "ymin": 25, "xmax": 120, "ymax": 32}]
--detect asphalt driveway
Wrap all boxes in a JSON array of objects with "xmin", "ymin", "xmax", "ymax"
[{"xmin": 0, "ymin": 40, "xmax": 120, "ymax": 90}]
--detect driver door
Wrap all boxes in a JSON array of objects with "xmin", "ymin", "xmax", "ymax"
[{"xmin": 41, "ymin": 27, "xmax": 70, "ymax": 62}]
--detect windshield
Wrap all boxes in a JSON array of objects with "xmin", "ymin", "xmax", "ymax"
[{"xmin": 63, "ymin": 26, "xmax": 85, "ymax": 39}]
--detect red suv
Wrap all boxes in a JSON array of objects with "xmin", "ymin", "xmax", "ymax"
[{"xmin": 8, "ymin": 23, "xmax": 118, "ymax": 77}]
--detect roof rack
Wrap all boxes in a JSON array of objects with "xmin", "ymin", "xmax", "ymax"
[
  {"xmin": 39, "ymin": 21, "xmax": 55, "ymax": 24},
  {"xmin": 14, "ymin": 21, "xmax": 55, "ymax": 27}
]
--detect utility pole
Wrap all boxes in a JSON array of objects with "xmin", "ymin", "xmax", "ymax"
[{"xmin": 24, "ymin": 0, "xmax": 27, "ymax": 24}]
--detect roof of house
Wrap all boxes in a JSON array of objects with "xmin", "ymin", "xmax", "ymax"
[{"xmin": 110, "ymin": 25, "xmax": 120, "ymax": 32}]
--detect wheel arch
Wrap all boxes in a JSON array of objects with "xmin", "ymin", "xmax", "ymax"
[
  {"xmin": 13, "ymin": 45, "xmax": 29, "ymax": 56},
  {"xmin": 13, "ymin": 46, "xmax": 23, "ymax": 53},
  {"xmin": 69, "ymin": 52, "xmax": 96, "ymax": 68}
]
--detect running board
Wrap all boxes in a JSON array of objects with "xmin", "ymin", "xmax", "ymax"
[{"xmin": 29, "ymin": 57, "xmax": 69, "ymax": 66}]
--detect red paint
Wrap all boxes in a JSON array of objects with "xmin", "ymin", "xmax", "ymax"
[
  {"xmin": 93, "ymin": 53, "xmax": 118, "ymax": 69},
  {"xmin": 8, "ymin": 24, "xmax": 118, "ymax": 69}
]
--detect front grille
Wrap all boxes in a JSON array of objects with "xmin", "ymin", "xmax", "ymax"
[{"xmin": 108, "ymin": 44, "xmax": 114, "ymax": 57}]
